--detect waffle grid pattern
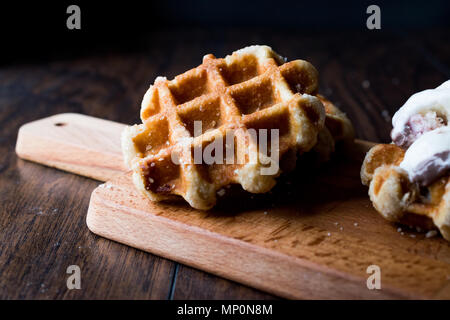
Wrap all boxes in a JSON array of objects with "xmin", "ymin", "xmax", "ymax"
[{"xmin": 123, "ymin": 46, "xmax": 335, "ymax": 209}]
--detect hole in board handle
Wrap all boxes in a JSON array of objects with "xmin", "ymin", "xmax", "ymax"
[{"xmin": 54, "ymin": 122, "xmax": 66, "ymax": 127}]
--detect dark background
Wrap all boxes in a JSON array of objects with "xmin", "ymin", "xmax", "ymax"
[{"xmin": 1, "ymin": 0, "xmax": 450, "ymax": 62}]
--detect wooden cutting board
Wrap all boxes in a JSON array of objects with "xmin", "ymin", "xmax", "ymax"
[{"xmin": 15, "ymin": 113, "xmax": 450, "ymax": 299}]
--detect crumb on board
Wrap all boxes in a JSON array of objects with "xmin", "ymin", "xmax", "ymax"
[
  {"xmin": 425, "ymin": 230, "xmax": 438, "ymax": 238},
  {"xmin": 362, "ymin": 80, "xmax": 370, "ymax": 89}
]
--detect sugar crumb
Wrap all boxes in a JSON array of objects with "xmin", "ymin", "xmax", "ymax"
[
  {"xmin": 425, "ymin": 230, "xmax": 438, "ymax": 238},
  {"xmin": 362, "ymin": 80, "xmax": 370, "ymax": 89}
]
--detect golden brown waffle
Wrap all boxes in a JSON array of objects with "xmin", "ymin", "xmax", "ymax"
[
  {"xmin": 313, "ymin": 95, "xmax": 355, "ymax": 161},
  {"xmin": 361, "ymin": 143, "xmax": 450, "ymax": 240},
  {"xmin": 122, "ymin": 45, "xmax": 350, "ymax": 210}
]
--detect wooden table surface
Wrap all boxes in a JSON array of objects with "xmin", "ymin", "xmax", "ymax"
[{"xmin": 1, "ymin": 28, "xmax": 449, "ymax": 299}]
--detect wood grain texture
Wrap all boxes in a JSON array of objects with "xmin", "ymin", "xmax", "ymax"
[
  {"xmin": 0, "ymin": 50, "xmax": 179, "ymax": 300},
  {"xmin": 86, "ymin": 143, "xmax": 450, "ymax": 299},
  {"xmin": 2, "ymin": 28, "xmax": 449, "ymax": 299},
  {"xmin": 0, "ymin": 158, "xmax": 175, "ymax": 299},
  {"xmin": 16, "ymin": 113, "xmax": 127, "ymax": 181},
  {"xmin": 171, "ymin": 264, "xmax": 278, "ymax": 300}
]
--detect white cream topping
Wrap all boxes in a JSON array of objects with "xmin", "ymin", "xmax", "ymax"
[
  {"xmin": 391, "ymin": 80, "xmax": 450, "ymax": 146},
  {"xmin": 399, "ymin": 126, "xmax": 450, "ymax": 184}
]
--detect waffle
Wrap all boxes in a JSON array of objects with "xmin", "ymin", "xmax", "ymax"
[
  {"xmin": 313, "ymin": 95, "xmax": 355, "ymax": 161},
  {"xmin": 122, "ymin": 45, "xmax": 350, "ymax": 210},
  {"xmin": 361, "ymin": 143, "xmax": 450, "ymax": 240}
]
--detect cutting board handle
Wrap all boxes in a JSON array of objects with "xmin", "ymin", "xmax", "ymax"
[{"xmin": 16, "ymin": 113, "xmax": 128, "ymax": 181}]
